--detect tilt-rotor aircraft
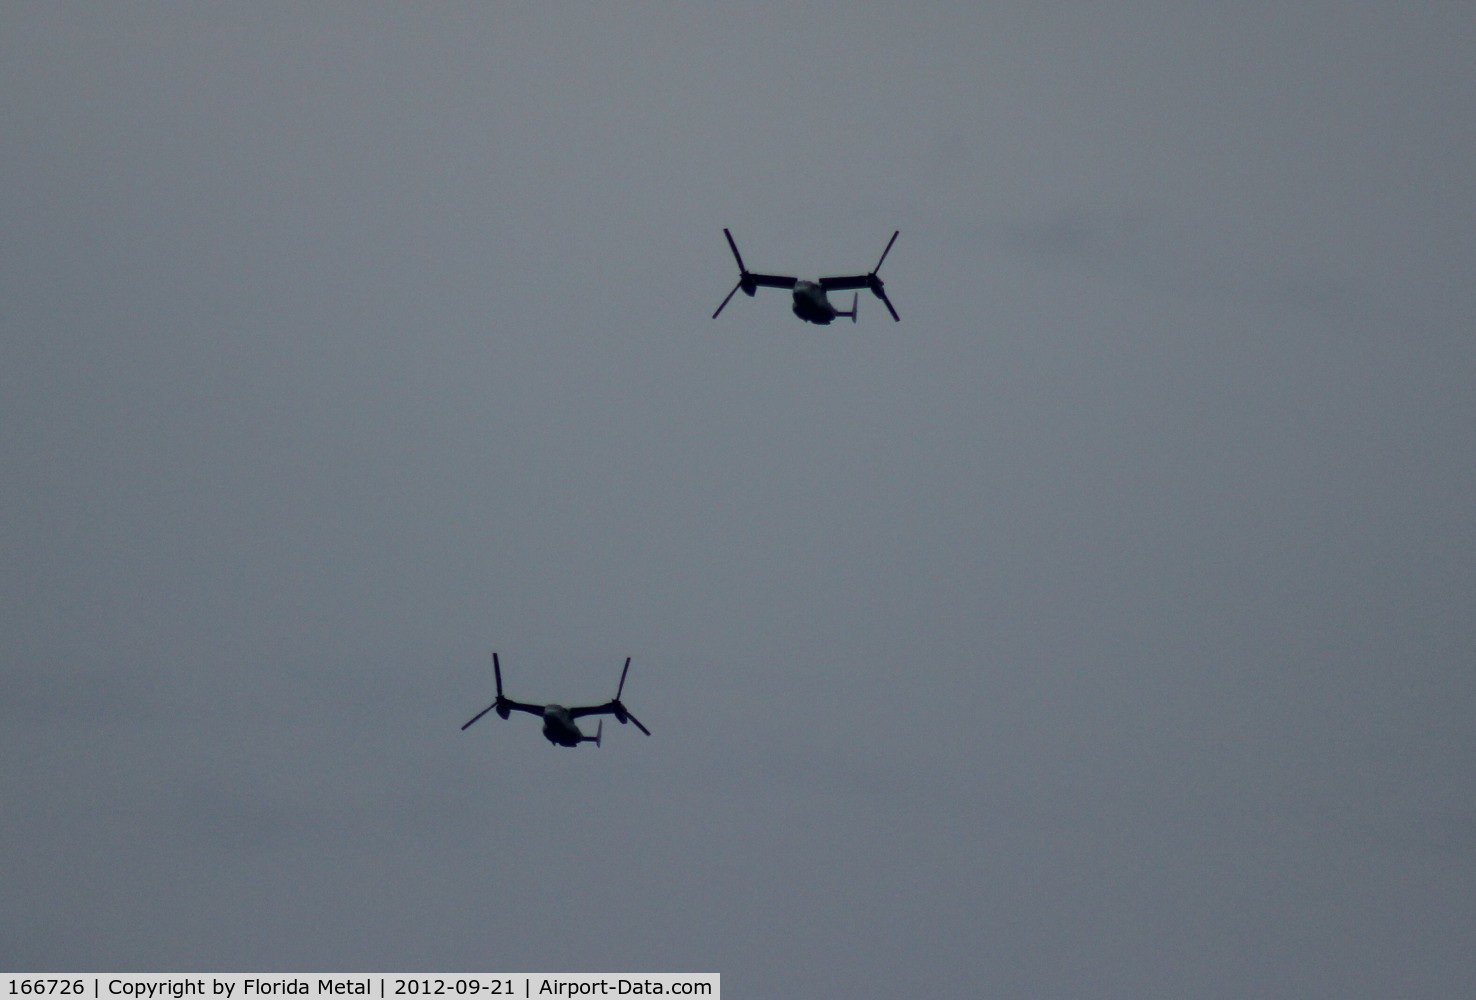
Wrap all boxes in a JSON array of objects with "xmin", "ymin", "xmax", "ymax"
[
  {"xmin": 461, "ymin": 653, "xmax": 650, "ymax": 748},
  {"xmin": 711, "ymin": 229, "xmax": 901, "ymax": 325}
]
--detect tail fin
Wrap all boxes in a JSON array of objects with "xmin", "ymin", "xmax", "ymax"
[
  {"xmin": 594, "ymin": 719, "xmax": 603, "ymax": 747},
  {"xmin": 851, "ymin": 292, "xmax": 858, "ymax": 323}
]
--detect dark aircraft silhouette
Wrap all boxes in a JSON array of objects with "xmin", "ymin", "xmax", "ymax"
[
  {"xmin": 461, "ymin": 653, "xmax": 650, "ymax": 748},
  {"xmin": 711, "ymin": 229, "xmax": 901, "ymax": 325}
]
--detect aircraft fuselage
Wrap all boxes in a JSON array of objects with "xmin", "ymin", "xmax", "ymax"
[
  {"xmin": 541, "ymin": 705, "xmax": 590, "ymax": 747},
  {"xmin": 792, "ymin": 281, "xmax": 843, "ymax": 324}
]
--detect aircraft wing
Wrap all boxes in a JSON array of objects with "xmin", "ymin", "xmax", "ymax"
[
  {"xmin": 816, "ymin": 273, "xmax": 871, "ymax": 291},
  {"xmin": 820, "ymin": 273, "xmax": 900, "ymax": 321},
  {"xmin": 568, "ymin": 700, "xmax": 650, "ymax": 735},
  {"xmin": 748, "ymin": 273, "xmax": 798, "ymax": 289},
  {"xmin": 566, "ymin": 701, "xmax": 617, "ymax": 720},
  {"xmin": 713, "ymin": 273, "xmax": 797, "ymax": 318},
  {"xmin": 462, "ymin": 696, "xmax": 543, "ymax": 730}
]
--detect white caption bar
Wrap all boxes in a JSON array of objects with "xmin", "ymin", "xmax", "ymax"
[{"xmin": 2, "ymin": 977, "xmax": 718, "ymax": 1000}]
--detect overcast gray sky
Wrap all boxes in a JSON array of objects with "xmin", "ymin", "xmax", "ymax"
[{"xmin": 4, "ymin": 4, "xmax": 1474, "ymax": 995}]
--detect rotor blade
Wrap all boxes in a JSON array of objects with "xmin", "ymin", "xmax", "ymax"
[
  {"xmin": 461, "ymin": 702, "xmax": 497, "ymax": 731},
  {"xmin": 712, "ymin": 280, "xmax": 742, "ymax": 319},
  {"xmin": 493, "ymin": 651, "xmax": 504, "ymax": 697},
  {"xmin": 624, "ymin": 711, "xmax": 651, "ymax": 736},
  {"xmin": 873, "ymin": 230, "xmax": 899, "ymax": 273},
  {"xmin": 723, "ymin": 228, "xmax": 747, "ymax": 273},
  {"xmin": 875, "ymin": 285, "xmax": 900, "ymax": 322},
  {"xmin": 616, "ymin": 657, "xmax": 631, "ymax": 700}
]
